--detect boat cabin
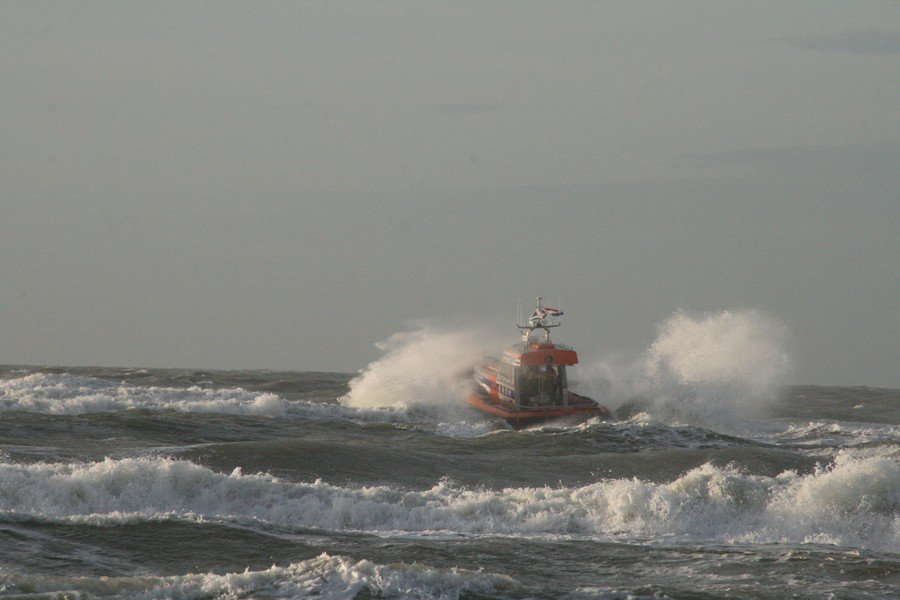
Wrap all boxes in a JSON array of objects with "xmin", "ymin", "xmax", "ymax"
[
  {"xmin": 485, "ymin": 298, "xmax": 581, "ymax": 409},
  {"xmin": 495, "ymin": 341, "xmax": 578, "ymax": 407}
]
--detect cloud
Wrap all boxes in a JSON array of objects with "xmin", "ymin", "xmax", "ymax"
[{"xmin": 779, "ymin": 29, "xmax": 900, "ymax": 55}]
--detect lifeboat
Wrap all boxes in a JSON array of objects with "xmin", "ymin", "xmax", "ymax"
[{"xmin": 467, "ymin": 298, "xmax": 609, "ymax": 429}]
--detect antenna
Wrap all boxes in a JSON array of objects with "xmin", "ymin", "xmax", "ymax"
[{"xmin": 518, "ymin": 294, "xmax": 561, "ymax": 348}]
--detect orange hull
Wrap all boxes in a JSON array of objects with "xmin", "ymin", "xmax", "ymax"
[{"xmin": 466, "ymin": 390, "xmax": 609, "ymax": 429}]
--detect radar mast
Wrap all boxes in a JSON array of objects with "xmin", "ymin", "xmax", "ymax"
[{"xmin": 517, "ymin": 296, "xmax": 563, "ymax": 348}]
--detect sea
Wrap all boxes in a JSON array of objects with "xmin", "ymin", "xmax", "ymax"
[{"xmin": 0, "ymin": 319, "xmax": 897, "ymax": 598}]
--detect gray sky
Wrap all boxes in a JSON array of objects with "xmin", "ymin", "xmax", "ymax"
[{"xmin": 1, "ymin": 2, "xmax": 898, "ymax": 385}]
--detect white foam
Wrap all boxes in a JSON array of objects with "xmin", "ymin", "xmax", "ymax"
[
  {"xmin": 341, "ymin": 325, "xmax": 500, "ymax": 411},
  {"xmin": 1, "ymin": 453, "xmax": 895, "ymax": 553},
  {"xmin": 764, "ymin": 420, "xmax": 900, "ymax": 449},
  {"xmin": 765, "ymin": 451, "xmax": 900, "ymax": 548},
  {"xmin": 564, "ymin": 589, "xmax": 675, "ymax": 600},
  {"xmin": 0, "ymin": 373, "xmax": 497, "ymax": 437},
  {"xmin": 336, "ymin": 325, "xmax": 508, "ymax": 435},
  {"xmin": 0, "ymin": 373, "xmax": 291, "ymax": 417},
  {"xmin": 0, "ymin": 552, "xmax": 515, "ymax": 599},
  {"xmin": 645, "ymin": 310, "xmax": 789, "ymax": 393},
  {"xmin": 578, "ymin": 310, "xmax": 791, "ymax": 431},
  {"xmin": 337, "ymin": 310, "xmax": 797, "ymax": 437}
]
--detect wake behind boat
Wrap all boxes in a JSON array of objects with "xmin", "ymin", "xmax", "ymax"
[{"xmin": 468, "ymin": 298, "xmax": 609, "ymax": 428}]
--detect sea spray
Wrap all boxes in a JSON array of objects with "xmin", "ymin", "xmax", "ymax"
[
  {"xmin": 341, "ymin": 325, "xmax": 503, "ymax": 413},
  {"xmin": 341, "ymin": 310, "xmax": 790, "ymax": 430},
  {"xmin": 646, "ymin": 310, "xmax": 789, "ymax": 393},
  {"xmin": 578, "ymin": 310, "xmax": 791, "ymax": 428}
]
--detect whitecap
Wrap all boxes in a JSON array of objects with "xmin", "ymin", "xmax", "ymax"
[
  {"xmin": 0, "ymin": 451, "xmax": 895, "ymax": 553},
  {"xmin": 0, "ymin": 552, "xmax": 516, "ymax": 599},
  {"xmin": 0, "ymin": 373, "xmax": 290, "ymax": 417}
]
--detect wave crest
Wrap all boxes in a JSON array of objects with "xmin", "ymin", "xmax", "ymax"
[
  {"xmin": 0, "ymin": 373, "xmax": 290, "ymax": 417},
  {"xmin": 1, "ymin": 452, "xmax": 895, "ymax": 552},
  {"xmin": 0, "ymin": 552, "xmax": 515, "ymax": 599}
]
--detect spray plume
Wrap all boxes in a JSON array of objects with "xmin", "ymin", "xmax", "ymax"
[
  {"xmin": 341, "ymin": 324, "xmax": 502, "ymax": 413},
  {"xmin": 343, "ymin": 310, "xmax": 790, "ymax": 431},
  {"xmin": 580, "ymin": 309, "xmax": 791, "ymax": 428}
]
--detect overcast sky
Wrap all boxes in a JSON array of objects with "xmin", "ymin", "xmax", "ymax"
[{"xmin": 1, "ymin": 2, "xmax": 898, "ymax": 385}]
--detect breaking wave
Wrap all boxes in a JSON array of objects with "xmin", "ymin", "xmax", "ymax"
[
  {"xmin": 0, "ymin": 552, "xmax": 516, "ymax": 599},
  {"xmin": 0, "ymin": 373, "xmax": 495, "ymax": 436},
  {"xmin": 764, "ymin": 420, "xmax": 900, "ymax": 450},
  {"xmin": 0, "ymin": 373, "xmax": 291, "ymax": 417},
  {"xmin": 1, "ymin": 452, "xmax": 895, "ymax": 552}
]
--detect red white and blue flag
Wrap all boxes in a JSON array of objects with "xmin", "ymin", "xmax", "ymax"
[{"xmin": 531, "ymin": 307, "xmax": 564, "ymax": 320}]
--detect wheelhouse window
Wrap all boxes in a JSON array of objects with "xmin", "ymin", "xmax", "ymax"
[
  {"xmin": 520, "ymin": 365, "xmax": 564, "ymax": 406},
  {"xmin": 498, "ymin": 362, "xmax": 515, "ymax": 382}
]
